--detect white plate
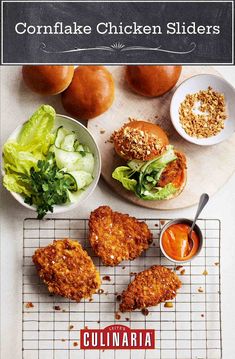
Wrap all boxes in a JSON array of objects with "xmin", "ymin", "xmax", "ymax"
[
  {"xmin": 3, "ymin": 114, "xmax": 101, "ymax": 214},
  {"xmin": 170, "ymin": 74, "xmax": 235, "ymax": 146}
]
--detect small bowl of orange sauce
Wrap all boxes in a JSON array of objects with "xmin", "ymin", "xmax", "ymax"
[{"xmin": 160, "ymin": 218, "xmax": 203, "ymax": 263}]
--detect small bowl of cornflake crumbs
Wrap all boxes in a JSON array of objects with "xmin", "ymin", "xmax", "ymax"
[{"xmin": 170, "ymin": 74, "xmax": 235, "ymax": 146}]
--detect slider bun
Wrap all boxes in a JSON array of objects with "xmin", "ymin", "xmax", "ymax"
[
  {"xmin": 126, "ymin": 66, "xmax": 182, "ymax": 97},
  {"xmin": 22, "ymin": 66, "xmax": 74, "ymax": 95},
  {"xmin": 113, "ymin": 120, "xmax": 169, "ymax": 161},
  {"xmin": 61, "ymin": 66, "xmax": 115, "ymax": 120}
]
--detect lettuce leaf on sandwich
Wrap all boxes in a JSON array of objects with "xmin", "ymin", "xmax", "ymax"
[{"xmin": 112, "ymin": 145, "xmax": 178, "ymax": 200}]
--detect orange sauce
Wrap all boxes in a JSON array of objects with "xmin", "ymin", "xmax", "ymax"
[{"xmin": 162, "ymin": 223, "xmax": 200, "ymax": 261}]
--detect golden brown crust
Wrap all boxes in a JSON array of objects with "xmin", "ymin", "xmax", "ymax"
[
  {"xmin": 22, "ymin": 65, "xmax": 74, "ymax": 95},
  {"xmin": 32, "ymin": 239, "xmax": 101, "ymax": 302},
  {"xmin": 120, "ymin": 265, "xmax": 181, "ymax": 312},
  {"xmin": 88, "ymin": 206, "xmax": 153, "ymax": 266},
  {"xmin": 158, "ymin": 150, "xmax": 187, "ymax": 188},
  {"xmin": 126, "ymin": 66, "xmax": 182, "ymax": 97},
  {"xmin": 112, "ymin": 120, "xmax": 169, "ymax": 161},
  {"xmin": 61, "ymin": 66, "xmax": 115, "ymax": 120}
]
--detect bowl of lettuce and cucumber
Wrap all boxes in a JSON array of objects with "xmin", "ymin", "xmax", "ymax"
[{"xmin": 2, "ymin": 105, "xmax": 101, "ymax": 218}]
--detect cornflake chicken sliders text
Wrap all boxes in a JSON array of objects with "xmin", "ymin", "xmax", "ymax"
[{"xmin": 112, "ymin": 120, "xmax": 187, "ymax": 201}]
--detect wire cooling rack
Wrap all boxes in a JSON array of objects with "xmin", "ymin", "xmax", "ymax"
[{"xmin": 22, "ymin": 218, "xmax": 222, "ymax": 359}]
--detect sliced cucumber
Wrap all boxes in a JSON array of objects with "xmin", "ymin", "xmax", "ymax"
[
  {"xmin": 63, "ymin": 173, "xmax": 78, "ymax": 191},
  {"xmin": 54, "ymin": 147, "xmax": 83, "ymax": 171},
  {"xmin": 74, "ymin": 152, "xmax": 94, "ymax": 173},
  {"xmin": 60, "ymin": 133, "xmax": 76, "ymax": 151},
  {"xmin": 55, "ymin": 126, "xmax": 70, "ymax": 148},
  {"xmin": 68, "ymin": 170, "xmax": 93, "ymax": 190}
]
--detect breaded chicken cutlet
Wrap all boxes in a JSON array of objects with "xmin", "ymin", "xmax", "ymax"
[
  {"xmin": 89, "ymin": 206, "xmax": 153, "ymax": 266},
  {"xmin": 32, "ymin": 239, "xmax": 101, "ymax": 302},
  {"xmin": 120, "ymin": 265, "xmax": 181, "ymax": 312}
]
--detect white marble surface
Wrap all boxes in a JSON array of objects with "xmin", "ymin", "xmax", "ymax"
[{"xmin": 1, "ymin": 66, "xmax": 235, "ymax": 359}]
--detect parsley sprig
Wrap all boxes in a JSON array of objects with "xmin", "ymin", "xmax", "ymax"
[{"xmin": 24, "ymin": 152, "xmax": 75, "ymax": 219}]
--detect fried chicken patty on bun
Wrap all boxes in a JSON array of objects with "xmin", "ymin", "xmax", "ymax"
[{"xmin": 112, "ymin": 120, "xmax": 187, "ymax": 201}]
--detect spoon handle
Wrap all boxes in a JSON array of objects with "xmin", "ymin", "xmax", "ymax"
[{"xmin": 190, "ymin": 193, "xmax": 209, "ymax": 233}]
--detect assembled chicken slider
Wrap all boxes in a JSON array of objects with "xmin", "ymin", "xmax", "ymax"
[{"xmin": 112, "ymin": 120, "xmax": 187, "ymax": 201}]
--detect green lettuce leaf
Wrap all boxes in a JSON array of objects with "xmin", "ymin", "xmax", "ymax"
[
  {"xmin": 112, "ymin": 166, "xmax": 137, "ymax": 192},
  {"xmin": 137, "ymin": 183, "xmax": 177, "ymax": 200},
  {"xmin": 3, "ymin": 105, "xmax": 55, "ymax": 196},
  {"xmin": 18, "ymin": 104, "xmax": 55, "ymax": 154},
  {"xmin": 3, "ymin": 142, "xmax": 41, "ymax": 175},
  {"xmin": 3, "ymin": 174, "xmax": 32, "ymax": 197}
]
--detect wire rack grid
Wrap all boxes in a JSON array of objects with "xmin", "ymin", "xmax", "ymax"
[{"xmin": 22, "ymin": 218, "xmax": 222, "ymax": 359}]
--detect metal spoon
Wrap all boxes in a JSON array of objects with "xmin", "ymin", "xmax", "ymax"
[{"xmin": 188, "ymin": 193, "xmax": 209, "ymax": 253}]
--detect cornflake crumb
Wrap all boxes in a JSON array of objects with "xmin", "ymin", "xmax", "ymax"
[
  {"xmin": 176, "ymin": 265, "xmax": 183, "ymax": 271},
  {"xmin": 61, "ymin": 339, "xmax": 66, "ymax": 342},
  {"xmin": 116, "ymin": 295, "xmax": 122, "ymax": 301},
  {"xmin": 180, "ymin": 269, "xmax": 186, "ymax": 275},
  {"xmin": 215, "ymin": 262, "xmax": 220, "ymax": 266},
  {"xmin": 102, "ymin": 275, "xmax": 111, "ymax": 281},
  {"xmin": 73, "ymin": 342, "xmax": 78, "ymax": 347},
  {"xmin": 97, "ymin": 289, "xmax": 104, "ymax": 294},
  {"xmin": 202, "ymin": 270, "xmax": 208, "ymax": 276},
  {"xmin": 198, "ymin": 287, "xmax": 204, "ymax": 293},
  {"xmin": 100, "ymin": 129, "xmax": 106, "ymax": 134},
  {"xmin": 53, "ymin": 305, "xmax": 61, "ymax": 311},
  {"xmin": 25, "ymin": 302, "xmax": 34, "ymax": 309},
  {"xmin": 69, "ymin": 325, "xmax": 74, "ymax": 330},
  {"xmin": 115, "ymin": 312, "xmax": 121, "ymax": 320},
  {"xmin": 201, "ymin": 314, "xmax": 204, "ymax": 318},
  {"xmin": 126, "ymin": 318, "xmax": 130, "ymax": 321},
  {"xmin": 141, "ymin": 308, "xmax": 149, "ymax": 316},
  {"xmin": 130, "ymin": 272, "xmax": 137, "ymax": 277},
  {"xmin": 164, "ymin": 302, "xmax": 174, "ymax": 308},
  {"xmin": 179, "ymin": 87, "xmax": 227, "ymax": 138}
]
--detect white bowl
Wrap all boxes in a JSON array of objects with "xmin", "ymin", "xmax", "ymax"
[
  {"xmin": 170, "ymin": 74, "xmax": 235, "ymax": 146},
  {"xmin": 3, "ymin": 114, "xmax": 101, "ymax": 214}
]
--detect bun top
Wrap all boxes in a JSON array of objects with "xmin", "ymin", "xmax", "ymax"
[
  {"xmin": 61, "ymin": 66, "xmax": 115, "ymax": 120},
  {"xmin": 22, "ymin": 65, "xmax": 74, "ymax": 95},
  {"xmin": 112, "ymin": 120, "xmax": 169, "ymax": 161},
  {"xmin": 126, "ymin": 66, "xmax": 182, "ymax": 97}
]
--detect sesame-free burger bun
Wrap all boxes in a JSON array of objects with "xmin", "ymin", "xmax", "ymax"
[
  {"xmin": 22, "ymin": 66, "xmax": 74, "ymax": 95},
  {"xmin": 126, "ymin": 66, "xmax": 182, "ymax": 97},
  {"xmin": 112, "ymin": 120, "xmax": 169, "ymax": 161},
  {"xmin": 61, "ymin": 66, "xmax": 115, "ymax": 120}
]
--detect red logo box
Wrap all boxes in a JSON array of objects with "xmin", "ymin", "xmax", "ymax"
[{"xmin": 81, "ymin": 324, "xmax": 155, "ymax": 350}]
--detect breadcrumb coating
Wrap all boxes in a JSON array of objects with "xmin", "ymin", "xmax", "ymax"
[
  {"xmin": 89, "ymin": 206, "xmax": 153, "ymax": 266},
  {"xmin": 120, "ymin": 265, "xmax": 181, "ymax": 312},
  {"xmin": 32, "ymin": 239, "xmax": 101, "ymax": 302}
]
